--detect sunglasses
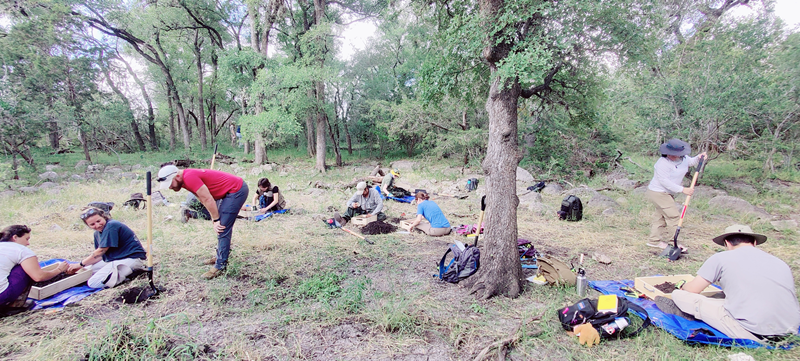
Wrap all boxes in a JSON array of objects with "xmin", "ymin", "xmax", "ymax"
[
  {"xmin": 156, "ymin": 171, "xmax": 177, "ymax": 183},
  {"xmin": 80, "ymin": 208, "xmax": 103, "ymax": 220}
]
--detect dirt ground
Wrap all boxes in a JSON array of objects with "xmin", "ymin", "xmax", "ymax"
[{"xmin": 1, "ymin": 160, "xmax": 799, "ymax": 360}]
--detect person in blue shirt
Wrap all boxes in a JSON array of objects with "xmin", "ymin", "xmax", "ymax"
[
  {"xmin": 66, "ymin": 207, "xmax": 147, "ymax": 288},
  {"xmin": 407, "ymin": 191, "xmax": 451, "ymax": 236}
]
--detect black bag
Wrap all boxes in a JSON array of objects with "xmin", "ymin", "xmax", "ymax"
[
  {"xmin": 466, "ymin": 178, "xmax": 479, "ymax": 192},
  {"xmin": 558, "ymin": 195, "xmax": 582, "ymax": 221},
  {"xmin": 557, "ymin": 296, "xmax": 651, "ymax": 339}
]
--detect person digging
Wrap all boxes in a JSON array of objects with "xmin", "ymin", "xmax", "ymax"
[
  {"xmin": 334, "ymin": 182, "xmax": 386, "ymax": 226},
  {"xmin": 657, "ymin": 225, "xmax": 800, "ymax": 343},
  {"xmin": 158, "ymin": 163, "xmax": 249, "ymax": 280}
]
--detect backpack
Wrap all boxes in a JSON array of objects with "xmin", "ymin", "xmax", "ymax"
[
  {"xmin": 558, "ymin": 195, "xmax": 583, "ymax": 221},
  {"xmin": 436, "ymin": 242, "xmax": 480, "ymax": 283},
  {"xmin": 466, "ymin": 178, "xmax": 479, "ymax": 192},
  {"xmin": 557, "ymin": 296, "xmax": 651, "ymax": 339}
]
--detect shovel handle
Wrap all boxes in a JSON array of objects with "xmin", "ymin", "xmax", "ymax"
[
  {"xmin": 342, "ymin": 227, "xmax": 374, "ymax": 244},
  {"xmin": 210, "ymin": 144, "xmax": 218, "ymax": 170},
  {"xmin": 146, "ymin": 172, "xmax": 153, "ymax": 269}
]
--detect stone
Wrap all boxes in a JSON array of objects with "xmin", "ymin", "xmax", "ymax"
[
  {"xmin": 261, "ymin": 163, "xmax": 274, "ymax": 172},
  {"xmin": 0, "ymin": 190, "xmax": 17, "ymax": 198},
  {"xmin": 771, "ymin": 220, "xmax": 798, "ymax": 231},
  {"xmin": 516, "ymin": 167, "xmax": 535, "ymax": 182},
  {"xmin": 587, "ymin": 194, "xmax": 618, "ymax": 209},
  {"xmin": 542, "ymin": 183, "xmax": 563, "ymax": 194},
  {"xmin": 612, "ymin": 178, "xmax": 638, "ymax": 191},
  {"xmin": 592, "ymin": 253, "xmax": 612, "ymax": 264},
  {"xmin": 19, "ymin": 187, "xmax": 37, "ymax": 193},
  {"xmin": 727, "ymin": 353, "xmax": 755, "ymax": 361},
  {"xmin": 105, "ymin": 167, "xmax": 123, "ymax": 175},
  {"xmin": 306, "ymin": 188, "xmax": 326, "ymax": 197},
  {"xmin": 45, "ymin": 164, "xmax": 60, "ymax": 171},
  {"xmin": 564, "ymin": 186, "xmax": 599, "ymax": 200},
  {"xmin": 720, "ymin": 180, "xmax": 758, "ymax": 195},
  {"xmin": 615, "ymin": 197, "xmax": 628, "ymax": 205},
  {"xmin": 601, "ymin": 208, "xmax": 617, "ymax": 216},
  {"xmin": 39, "ymin": 182, "xmax": 58, "ymax": 189},
  {"xmin": 47, "ymin": 188, "xmax": 61, "ymax": 195},
  {"xmin": 49, "ymin": 224, "xmax": 63, "ymax": 231},
  {"xmin": 518, "ymin": 191, "xmax": 543, "ymax": 209},
  {"xmin": 707, "ymin": 196, "xmax": 771, "ymax": 220},
  {"xmin": 694, "ymin": 185, "xmax": 727, "ymax": 198},
  {"xmin": 130, "ymin": 180, "xmax": 141, "ymax": 186},
  {"xmin": 390, "ymin": 160, "xmax": 416, "ymax": 171},
  {"xmin": 250, "ymin": 167, "xmax": 262, "ymax": 175},
  {"xmin": 87, "ymin": 164, "xmax": 105, "ymax": 172},
  {"xmin": 66, "ymin": 205, "xmax": 78, "ymax": 211},
  {"xmin": 71, "ymin": 174, "xmax": 84, "ymax": 181},
  {"xmin": 131, "ymin": 164, "xmax": 142, "ymax": 170},
  {"xmin": 632, "ymin": 185, "xmax": 648, "ymax": 195},
  {"xmin": 38, "ymin": 171, "xmax": 59, "ymax": 181}
]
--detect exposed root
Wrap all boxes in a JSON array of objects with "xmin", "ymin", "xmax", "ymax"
[{"xmin": 472, "ymin": 312, "xmax": 544, "ymax": 361}]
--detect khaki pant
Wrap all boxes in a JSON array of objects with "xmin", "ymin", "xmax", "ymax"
[
  {"xmin": 87, "ymin": 259, "xmax": 145, "ymax": 289},
  {"xmin": 415, "ymin": 221, "xmax": 451, "ymax": 237},
  {"xmin": 645, "ymin": 189, "xmax": 680, "ymax": 243},
  {"xmin": 672, "ymin": 290, "xmax": 760, "ymax": 341}
]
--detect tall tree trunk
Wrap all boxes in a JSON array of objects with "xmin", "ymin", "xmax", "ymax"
[
  {"xmin": 194, "ymin": 30, "xmax": 207, "ymax": 151},
  {"xmin": 11, "ymin": 151, "xmax": 18, "ymax": 180},
  {"xmin": 468, "ymin": 0, "xmax": 524, "ymax": 299},
  {"xmin": 119, "ymin": 54, "xmax": 159, "ymax": 151},
  {"xmin": 152, "ymin": 34, "xmax": 190, "ymax": 151},
  {"xmin": 65, "ymin": 64, "xmax": 92, "ymax": 162},
  {"xmin": 48, "ymin": 121, "xmax": 59, "ymax": 149},
  {"xmin": 327, "ymin": 112, "xmax": 342, "ymax": 166},
  {"xmin": 209, "ymin": 50, "xmax": 218, "ymax": 145},
  {"xmin": 306, "ymin": 98, "xmax": 316, "ymax": 157},
  {"xmin": 101, "ymin": 60, "xmax": 146, "ymax": 151},
  {"xmin": 313, "ymin": 0, "xmax": 327, "ymax": 172},
  {"xmin": 167, "ymin": 86, "xmax": 176, "ymax": 151}
]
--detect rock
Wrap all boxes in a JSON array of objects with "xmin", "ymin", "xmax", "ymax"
[
  {"xmin": 720, "ymin": 180, "xmax": 758, "ymax": 195},
  {"xmin": 131, "ymin": 164, "xmax": 142, "ymax": 170},
  {"xmin": 130, "ymin": 180, "xmax": 141, "ymax": 186},
  {"xmin": 516, "ymin": 167, "xmax": 535, "ymax": 182},
  {"xmin": 87, "ymin": 164, "xmax": 105, "ymax": 172},
  {"xmin": 38, "ymin": 171, "xmax": 59, "ymax": 181},
  {"xmin": 307, "ymin": 188, "xmax": 326, "ymax": 197},
  {"xmin": 708, "ymin": 196, "xmax": 771, "ymax": 220},
  {"xmin": 119, "ymin": 172, "xmax": 137, "ymax": 179},
  {"xmin": 45, "ymin": 164, "xmax": 60, "ymax": 171},
  {"xmin": 632, "ymin": 185, "xmax": 648, "ymax": 195},
  {"xmin": 71, "ymin": 174, "xmax": 84, "ymax": 181},
  {"xmin": 19, "ymin": 187, "xmax": 37, "ymax": 193},
  {"xmin": 564, "ymin": 186, "xmax": 599, "ymax": 200},
  {"xmin": 727, "ymin": 353, "xmax": 755, "ymax": 361},
  {"xmin": 163, "ymin": 215, "xmax": 174, "ymax": 222},
  {"xmin": 526, "ymin": 202, "xmax": 554, "ymax": 216},
  {"xmin": 75, "ymin": 161, "xmax": 88, "ymax": 171},
  {"xmin": 49, "ymin": 224, "xmax": 63, "ymax": 231},
  {"xmin": 250, "ymin": 167, "xmax": 262, "ymax": 175},
  {"xmin": 601, "ymin": 208, "xmax": 617, "ymax": 216},
  {"xmin": 518, "ymin": 192, "xmax": 543, "ymax": 209},
  {"xmin": 390, "ymin": 160, "xmax": 416, "ymax": 171},
  {"xmin": 694, "ymin": 185, "xmax": 727, "ymax": 198},
  {"xmin": 47, "ymin": 188, "xmax": 61, "ymax": 195},
  {"xmin": 39, "ymin": 182, "xmax": 58, "ymax": 189},
  {"xmin": 771, "ymin": 220, "xmax": 798, "ymax": 231},
  {"xmin": 0, "ymin": 190, "xmax": 17, "ymax": 198},
  {"xmin": 587, "ymin": 194, "xmax": 618, "ymax": 209},
  {"xmin": 261, "ymin": 163, "xmax": 274, "ymax": 172},
  {"xmin": 105, "ymin": 167, "xmax": 123, "ymax": 175},
  {"xmin": 592, "ymin": 253, "xmax": 612, "ymax": 264},
  {"xmin": 615, "ymin": 197, "xmax": 628, "ymax": 205},
  {"xmin": 612, "ymin": 178, "xmax": 638, "ymax": 191},
  {"xmin": 542, "ymin": 183, "xmax": 563, "ymax": 194}
]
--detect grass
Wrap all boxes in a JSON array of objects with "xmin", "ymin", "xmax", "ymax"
[{"xmin": 0, "ymin": 150, "xmax": 799, "ymax": 360}]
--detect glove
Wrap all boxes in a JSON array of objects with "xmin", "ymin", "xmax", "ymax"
[
  {"xmin": 675, "ymin": 280, "xmax": 686, "ymax": 290},
  {"xmin": 573, "ymin": 323, "xmax": 600, "ymax": 347}
]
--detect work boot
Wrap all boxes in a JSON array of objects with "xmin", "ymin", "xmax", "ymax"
[
  {"xmin": 180, "ymin": 208, "xmax": 191, "ymax": 223},
  {"xmin": 333, "ymin": 212, "xmax": 346, "ymax": 226},
  {"xmin": 201, "ymin": 267, "xmax": 223, "ymax": 280},
  {"xmin": 654, "ymin": 296, "xmax": 695, "ymax": 321},
  {"xmin": 202, "ymin": 257, "xmax": 217, "ymax": 266}
]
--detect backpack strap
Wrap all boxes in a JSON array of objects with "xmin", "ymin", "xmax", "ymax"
[
  {"xmin": 619, "ymin": 300, "xmax": 651, "ymax": 338},
  {"xmin": 437, "ymin": 246, "xmax": 456, "ymax": 280}
]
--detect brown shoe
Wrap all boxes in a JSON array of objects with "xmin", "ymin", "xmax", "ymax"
[
  {"xmin": 202, "ymin": 257, "xmax": 217, "ymax": 265},
  {"xmin": 201, "ymin": 267, "xmax": 223, "ymax": 280}
]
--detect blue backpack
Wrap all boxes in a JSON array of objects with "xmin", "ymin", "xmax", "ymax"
[{"xmin": 436, "ymin": 242, "xmax": 480, "ymax": 283}]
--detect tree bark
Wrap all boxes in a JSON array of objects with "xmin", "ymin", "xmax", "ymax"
[
  {"xmin": 306, "ymin": 90, "xmax": 316, "ymax": 157},
  {"xmin": 118, "ymin": 53, "xmax": 158, "ymax": 150},
  {"xmin": 468, "ymin": 0, "xmax": 524, "ymax": 299},
  {"xmin": 167, "ymin": 86, "xmax": 176, "ymax": 151},
  {"xmin": 101, "ymin": 59, "xmax": 146, "ymax": 151},
  {"xmin": 313, "ymin": 0, "xmax": 327, "ymax": 172},
  {"xmin": 194, "ymin": 30, "xmax": 207, "ymax": 151},
  {"xmin": 209, "ymin": 50, "xmax": 218, "ymax": 145}
]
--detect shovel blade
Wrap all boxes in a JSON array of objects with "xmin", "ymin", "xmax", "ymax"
[{"xmin": 667, "ymin": 246, "xmax": 682, "ymax": 261}]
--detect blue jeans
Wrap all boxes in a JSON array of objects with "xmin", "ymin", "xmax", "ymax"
[{"xmin": 215, "ymin": 181, "xmax": 249, "ymax": 270}]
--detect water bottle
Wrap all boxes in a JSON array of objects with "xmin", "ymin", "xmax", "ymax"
[
  {"xmin": 600, "ymin": 317, "xmax": 629, "ymax": 337},
  {"xmin": 576, "ymin": 268, "xmax": 588, "ymax": 297}
]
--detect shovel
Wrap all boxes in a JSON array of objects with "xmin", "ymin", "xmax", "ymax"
[
  {"xmin": 661, "ymin": 155, "xmax": 706, "ymax": 261},
  {"xmin": 341, "ymin": 227, "xmax": 374, "ymax": 245},
  {"xmin": 472, "ymin": 195, "xmax": 486, "ymax": 247},
  {"xmin": 209, "ymin": 143, "xmax": 218, "ymax": 170},
  {"xmin": 121, "ymin": 172, "xmax": 161, "ymax": 303}
]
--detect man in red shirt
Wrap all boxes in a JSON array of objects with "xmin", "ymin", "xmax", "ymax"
[{"xmin": 157, "ymin": 164, "xmax": 249, "ymax": 279}]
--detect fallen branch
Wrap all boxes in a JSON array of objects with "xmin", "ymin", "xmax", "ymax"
[
  {"xmin": 624, "ymin": 157, "xmax": 647, "ymax": 170},
  {"xmin": 472, "ymin": 312, "xmax": 544, "ymax": 361}
]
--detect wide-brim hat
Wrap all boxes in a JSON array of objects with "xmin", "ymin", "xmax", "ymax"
[
  {"xmin": 390, "ymin": 169, "xmax": 400, "ymax": 177},
  {"xmin": 128, "ymin": 192, "xmax": 144, "ymax": 201},
  {"xmin": 659, "ymin": 138, "xmax": 691, "ymax": 156},
  {"xmin": 712, "ymin": 224, "xmax": 767, "ymax": 246},
  {"xmin": 157, "ymin": 165, "xmax": 179, "ymax": 189}
]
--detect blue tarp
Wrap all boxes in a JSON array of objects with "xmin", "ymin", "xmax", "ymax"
[
  {"xmin": 589, "ymin": 279, "xmax": 798, "ymax": 349},
  {"xmin": 253, "ymin": 208, "xmax": 290, "ymax": 221},
  {"xmin": 31, "ymin": 259, "xmax": 103, "ymax": 310},
  {"xmin": 375, "ymin": 186, "xmax": 414, "ymax": 204}
]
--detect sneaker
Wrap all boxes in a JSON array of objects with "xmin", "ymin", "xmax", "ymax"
[
  {"xmin": 654, "ymin": 296, "xmax": 695, "ymax": 321},
  {"xmin": 202, "ymin": 257, "xmax": 217, "ymax": 266},
  {"xmin": 201, "ymin": 267, "xmax": 224, "ymax": 280}
]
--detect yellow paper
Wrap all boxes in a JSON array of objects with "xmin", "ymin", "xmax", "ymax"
[{"xmin": 596, "ymin": 294, "xmax": 618, "ymax": 314}]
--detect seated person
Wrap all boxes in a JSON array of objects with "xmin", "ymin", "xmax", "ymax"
[
  {"xmin": 406, "ymin": 191, "xmax": 451, "ymax": 236},
  {"xmin": 381, "ymin": 169, "xmax": 410, "ymax": 198},
  {"xmin": 0, "ymin": 225, "xmax": 69, "ymax": 310},
  {"xmin": 67, "ymin": 208, "xmax": 147, "ymax": 288},
  {"xmin": 334, "ymin": 182, "xmax": 386, "ymax": 225},
  {"xmin": 671, "ymin": 225, "xmax": 800, "ymax": 343},
  {"xmin": 182, "ymin": 193, "xmax": 211, "ymax": 222},
  {"xmin": 252, "ymin": 177, "xmax": 285, "ymax": 213}
]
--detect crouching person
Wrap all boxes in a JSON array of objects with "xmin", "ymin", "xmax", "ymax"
[
  {"xmin": 67, "ymin": 208, "xmax": 146, "ymax": 288},
  {"xmin": 334, "ymin": 182, "xmax": 385, "ymax": 225},
  {"xmin": 671, "ymin": 225, "xmax": 800, "ymax": 343}
]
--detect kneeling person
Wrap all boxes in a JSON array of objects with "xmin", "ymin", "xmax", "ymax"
[
  {"xmin": 407, "ymin": 191, "xmax": 451, "ymax": 236},
  {"xmin": 672, "ymin": 225, "xmax": 800, "ymax": 342},
  {"xmin": 335, "ymin": 182, "xmax": 385, "ymax": 225},
  {"xmin": 68, "ymin": 208, "xmax": 146, "ymax": 288}
]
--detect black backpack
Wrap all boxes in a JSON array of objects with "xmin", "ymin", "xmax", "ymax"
[
  {"xmin": 466, "ymin": 178, "xmax": 479, "ymax": 192},
  {"xmin": 436, "ymin": 243, "xmax": 480, "ymax": 283},
  {"xmin": 558, "ymin": 195, "xmax": 582, "ymax": 221},
  {"xmin": 557, "ymin": 296, "xmax": 651, "ymax": 339}
]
